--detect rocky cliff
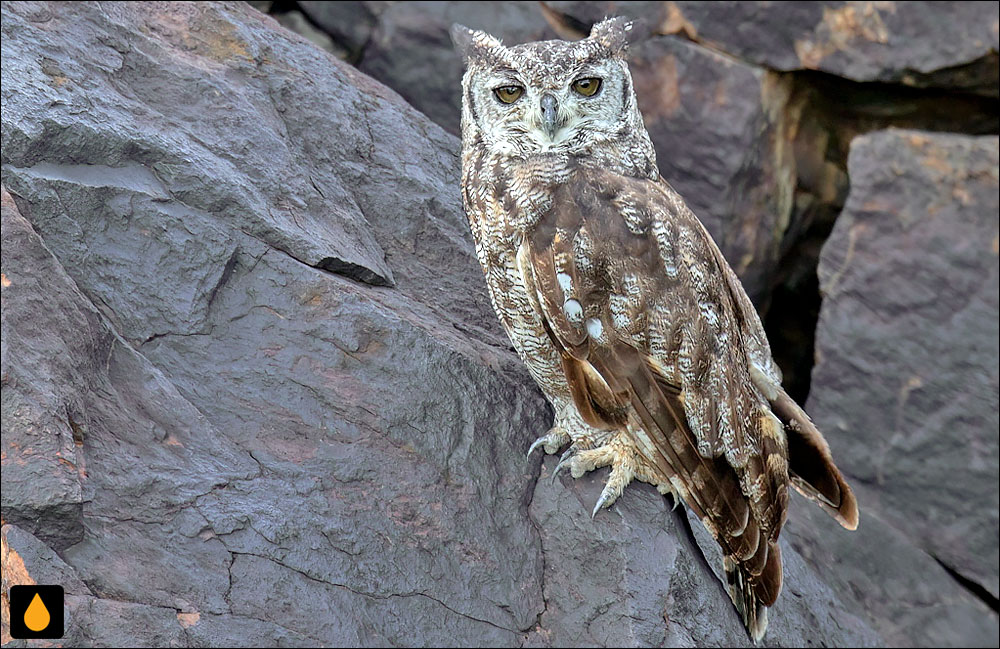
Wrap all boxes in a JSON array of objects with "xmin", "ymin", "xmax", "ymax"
[{"xmin": 2, "ymin": 2, "xmax": 997, "ymax": 647}]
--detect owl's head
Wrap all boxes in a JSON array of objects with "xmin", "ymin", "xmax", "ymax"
[{"xmin": 452, "ymin": 18, "xmax": 652, "ymax": 161}]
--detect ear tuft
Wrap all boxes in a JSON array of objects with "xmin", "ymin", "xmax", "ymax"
[
  {"xmin": 450, "ymin": 24, "xmax": 476, "ymax": 62},
  {"xmin": 450, "ymin": 24, "xmax": 505, "ymax": 66},
  {"xmin": 589, "ymin": 17, "xmax": 633, "ymax": 56}
]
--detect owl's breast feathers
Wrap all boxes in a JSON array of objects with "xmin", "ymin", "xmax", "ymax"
[{"xmin": 467, "ymin": 154, "xmax": 858, "ymax": 637}]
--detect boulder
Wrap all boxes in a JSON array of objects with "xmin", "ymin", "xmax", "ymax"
[
  {"xmin": 803, "ymin": 129, "xmax": 1000, "ymax": 645},
  {"xmin": 3, "ymin": 1, "xmax": 545, "ymax": 644},
  {"xmin": 552, "ymin": 1, "xmax": 1000, "ymax": 96}
]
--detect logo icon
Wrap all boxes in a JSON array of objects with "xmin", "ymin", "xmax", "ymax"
[{"xmin": 9, "ymin": 585, "xmax": 64, "ymax": 639}]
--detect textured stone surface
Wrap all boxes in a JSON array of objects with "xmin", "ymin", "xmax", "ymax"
[
  {"xmin": 526, "ymin": 459, "xmax": 880, "ymax": 648},
  {"xmin": 0, "ymin": 1, "xmax": 993, "ymax": 647},
  {"xmin": 552, "ymin": 1, "xmax": 1000, "ymax": 95},
  {"xmin": 2, "ymin": 1, "xmax": 545, "ymax": 644},
  {"xmin": 804, "ymin": 129, "xmax": 1000, "ymax": 644},
  {"xmin": 357, "ymin": 2, "xmax": 555, "ymax": 137}
]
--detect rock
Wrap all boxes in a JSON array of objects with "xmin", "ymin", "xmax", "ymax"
[
  {"xmin": 273, "ymin": 9, "xmax": 345, "ymax": 58},
  {"xmin": 1, "ymin": 523, "xmax": 196, "ymax": 647},
  {"xmin": 1, "ymin": 190, "xmax": 85, "ymax": 551},
  {"xmin": 527, "ymin": 459, "xmax": 881, "ymax": 648},
  {"xmin": 785, "ymin": 485, "xmax": 999, "ymax": 648},
  {"xmin": 3, "ymin": 1, "xmax": 546, "ymax": 643},
  {"xmin": 2, "ymin": 182, "xmax": 259, "ymax": 618},
  {"xmin": 551, "ymin": 1, "xmax": 1000, "ymax": 96},
  {"xmin": 357, "ymin": 1, "xmax": 556, "ymax": 136},
  {"xmin": 804, "ymin": 129, "xmax": 1000, "ymax": 643},
  {"xmin": 1, "ymin": 187, "xmax": 249, "ymax": 556},
  {"xmin": 298, "ymin": 1, "xmax": 382, "ymax": 59},
  {"xmin": 0, "ymin": 1, "xmax": 925, "ymax": 646}
]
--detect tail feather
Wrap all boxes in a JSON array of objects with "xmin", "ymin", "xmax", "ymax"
[
  {"xmin": 724, "ymin": 540, "xmax": 782, "ymax": 643},
  {"xmin": 771, "ymin": 388, "xmax": 859, "ymax": 530},
  {"xmin": 725, "ymin": 556, "xmax": 769, "ymax": 643}
]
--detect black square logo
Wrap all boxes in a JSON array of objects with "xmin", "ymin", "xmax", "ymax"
[{"xmin": 9, "ymin": 585, "xmax": 64, "ymax": 639}]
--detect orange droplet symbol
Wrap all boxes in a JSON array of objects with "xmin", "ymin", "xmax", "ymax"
[{"xmin": 24, "ymin": 592, "xmax": 51, "ymax": 632}]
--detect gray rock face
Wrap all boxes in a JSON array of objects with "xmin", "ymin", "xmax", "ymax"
[
  {"xmin": 527, "ymin": 459, "xmax": 880, "ymax": 648},
  {"xmin": 803, "ymin": 129, "xmax": 1000, "ymax": 645},
  {"xmin": 298, "ymin": 1, "xmax": 381, "ymax": 59},
  {"xmin": 1, "ymin": 2, "xmax": 994, "ymax": 648},
  {"xmin": 2, "ymin": 1, "xmax": 544, "ymax": 644}
]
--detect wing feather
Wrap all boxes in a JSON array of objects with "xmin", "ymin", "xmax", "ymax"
[{"xmin": 520, "ymin": 164, "xmax": 794, "ymax": 635}]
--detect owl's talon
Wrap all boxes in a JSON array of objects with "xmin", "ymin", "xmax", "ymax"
[
  {"xmin": 526, "ymin": 426, "xmax": 570, "ymax": 459},
  {"xmin": 591, "ymin": 458, "xmax": 632, "ymax": 518},
  {"xmin": 546, "ymin": 432, "xmax": 639, "ymax": 513},
  {"xmin": 551, "ymin": 448, "xmax": 577, "ymax": 483},
  {"xmin": 592, "ymin": 486, "xmax": 616, "ymax": 518},
  {"xmin": 527, "ymin": 436, "xmax": 548, "ymax": 459}
]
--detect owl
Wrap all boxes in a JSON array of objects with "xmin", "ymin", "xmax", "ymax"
[{"xmin": 451, "ymin": 18, "xmax": 858, "ymax": 641}]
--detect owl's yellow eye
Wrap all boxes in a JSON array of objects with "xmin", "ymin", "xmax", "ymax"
[
  {"xmin": 494, "ymin": 85, "xmax": 524, "ymax": 104},
  {"xmin": 571, "ymin": 77, "xmax": 602, "ymax": 97}
]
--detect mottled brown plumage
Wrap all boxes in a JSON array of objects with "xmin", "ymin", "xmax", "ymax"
[{"xmin": 452, "ymin": 18, "xmax": 858, "ymax": 641}]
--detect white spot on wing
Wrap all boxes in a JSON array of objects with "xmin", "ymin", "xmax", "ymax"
[
  {"xmin": 564, "ymin": 298, "xmax": 583, "ymax": 323},
  {"xmin": 557, "ymin": 272, "xmax": 573, "ymax": 294},
  {"xmin": 586, "ymin": 317, "xmax": 604, "ymax": 339}
]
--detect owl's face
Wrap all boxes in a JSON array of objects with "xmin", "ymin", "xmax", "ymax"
[{"xmin": 454, "ymin": 19, "xmax": 644, "ymax": 158}]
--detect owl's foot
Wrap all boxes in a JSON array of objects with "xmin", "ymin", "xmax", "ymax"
[
  {"xmin": 526, "ymin": 425, "xmax": 571, "ymax": 459},
  {"xmin": 550, "ymin": 432, "xmax": 638, "ymax": 518}
]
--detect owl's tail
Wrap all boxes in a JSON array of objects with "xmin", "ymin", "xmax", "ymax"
[
  {"xmin": 724, "ymin": 541, "xmax": 782, "ymax": 644},
  {"xmin": 771, "ymin": 388, "xmax": 859, "ymax": 531}
]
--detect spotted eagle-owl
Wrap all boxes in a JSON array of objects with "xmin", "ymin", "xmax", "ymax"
[{"xmin": 452, "ymin": 18, "xmax": 858, "ymax": 641}]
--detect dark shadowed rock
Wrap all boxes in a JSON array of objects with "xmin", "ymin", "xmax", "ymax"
[
  {"xmin": 357, "ymin": 1, "xmax": 556, "ymax": 136},
  {"xmin": 298, "ymin": 0, "xmax": 382, "ymax": 59},
  {"xmin": 803, "ymin": 129, "xmax": 1000, "ymax": 644}
]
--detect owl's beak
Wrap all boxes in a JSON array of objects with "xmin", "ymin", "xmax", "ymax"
[{"xmin": 540, "ymin": 93, "xmax": 559, "ymax": 139}]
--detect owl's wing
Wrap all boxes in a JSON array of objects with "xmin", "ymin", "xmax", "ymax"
[{"xmin": 519, "ymin": 165, "xmax": 853, "ymax": 638}]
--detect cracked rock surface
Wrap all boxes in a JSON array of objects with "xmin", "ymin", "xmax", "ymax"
[{"xmin": 1, "ymin": 2, "xmax": 996, "ymax": 648}]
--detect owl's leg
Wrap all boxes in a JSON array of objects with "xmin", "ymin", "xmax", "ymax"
[{"xmin": 551, "ymin": 429, "xmax": 640, "ymax": 518}]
